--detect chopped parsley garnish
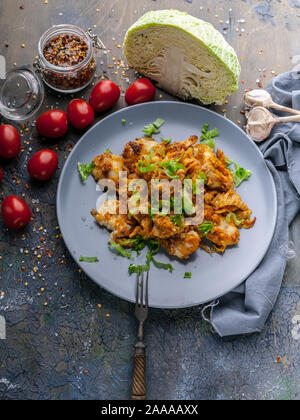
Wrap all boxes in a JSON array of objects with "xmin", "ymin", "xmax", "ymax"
[
  {"xmin": 77, "ymin": 162, "xmax": 94, "ymax": 182},
  {"xmin": 143, "ymin": 118, "xmax": 165, "ymax": 137},
  {"xmin": 183, "ymin": 194, "xmax": 195, "ymax": 215},
  {"xmin": 201, "ymin": 124, "xmax": 219, "ymax": 141},
  {"xmin": 127, "ymin": 239, "xmax": 174, "ymax": 275},
  {"xmin": 192, "ymin": 173, "xmax": 206, "ymax": 194},
  {"xmin": 104, "ymin": 148, "xmax": 112, "ymax": 154},
  {"xmin": 200, "ymin": 123, "xmax": 219, "ymax": 149},
  {"xmin": 170, "ymin": 196, "xmax": 182, "ymax": 212},
  {"xmin": 161, "ymin": 137, "xmax": 172, "ymax": 145},
  {"xmin": 153, "ymin": 118, "xmax": 165, "ymax": 129},
  {"xmin": 184, "ymin": 272, "xmax": 192, "ymax": 279},
  {"xmin": 109, "ymin": 241, "xmax": 132, "ymax": 259},
  {"xmin": 159, "ymin": 158, "xmax": 185, "ymax": 179},
  {"xmin": 226, "ymin": 212, "xmax": 244, "ymax": 226},
  {"xmin": 143, "ymin": 124, "xmax": 160, "ymax": 137},
  {"xmin": 128, "ymin": 263, "xmax": 146, "ymax": 275},
  {"xmin": 79, "ymin": 257, "xmax": 99, "ymax": 263},
  {"xmin": 171, "ymin": 214, "xmax": 183, "ymax": 228},
  {"xmin": 120, "ymin": 236, "xmax": 147, "ymax": 256},
  {"xmin": 151, "ymin": 256, "xmax": 174, "ymax": 273},
  {"xmin": 230, "ymin": 162, "xmax": 252, "ymax": 187},
  {"xmin": 200, "ymin": 139, "xmax": 215, "ymax": 149},
  {"xmin": 199, "ymin": 221, "xmax": 214, "ymax": 236},
  {"xmin": 137, "ymin": 161, "xmax": 157, "ymax": 174},
  {"xmin": 147, "ymin": 240, "xmax": 161, "ymax": 256},
  {"xmin": 121, "ymin": 119, "xmax": 126, "ymax": 125}
]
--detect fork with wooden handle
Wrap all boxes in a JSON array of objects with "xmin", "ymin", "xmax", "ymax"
[{"xmin": 131, "ymin": 269, "xmax": 149, "ymax": 400}]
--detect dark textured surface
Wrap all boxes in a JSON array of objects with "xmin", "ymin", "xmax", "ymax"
[{"xmin": 0, "ymin": 0, "xmax": 300, "ymax": 400}]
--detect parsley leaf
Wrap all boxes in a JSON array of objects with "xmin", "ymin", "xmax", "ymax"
[
  {"xmin": 184, "ymin": 272, "xmax": 192, "ymax": 279},
  {"xmin": 230, "ymin": 163, "xmax": 252, "ymax": 187},
  {"xmin": 199, "ymin": 221, "xmax": 214, "ymax": 236},
  {"xmin": 128, "ymin": 263, "xmax": 148, "ymax": 275},
  {"xmin": 161, "ymin": 137, "xmax": 172, "ymax": 145},
  {"xmin": 171, "ymin": 214, "xmax": 183, "ymax": 228},
  {"xmin": 151, "ymin": 256, "xmax": 174, "ymax": 273},
  {"xmin": 200, "ymin": 123, "xmax": 219, "ymax": 149},
  {"xmin": 226, "ymin": 212, "xmax": 244, "ymax": 226},
  {"xmin": 119, "ymin": 236, "xmax": 147, "ymax": 255},
  {"xmin": 137, "ymin": 161, "xmax": 157, "ymax": 174},
  {"xmin": 143, "ymin": 118, "xmax": 165, "ymax": 137},
  {"xmin": 109, "ymin": 242, "xmax": 132, "ymax": 259},
  {"xmin": 79, "ymin": 256, "xmax": 99, "ymax": 263},
  {"xmin": 153, "ymin": 118, "xmax": 165, "ymax": 128},
  {"xmin": 200, "ymin": 139, "xmax": 215, "ymax": 149},
  {"xmin": 159, "ymin": 159, "xmax": 185, "ymax": 179},
  {"xmin": 192, "ymin": 173, "xmax": 206, "ymax": 194},
  {"xmin": 77, "ymin": 162, "xmax": 94, "ymax": 182},
  {"xmin": 127, "ymin": 240, "xmax": 174, "ymax": 275}
]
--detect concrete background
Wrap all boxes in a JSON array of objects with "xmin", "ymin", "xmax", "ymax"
[{"xmin": 0, "ymin": 0, "xmax": 300, "ymax": 400}]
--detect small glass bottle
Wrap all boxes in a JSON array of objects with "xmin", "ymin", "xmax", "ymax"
[{"xmin": 35, "ymin": 24, "xmax": 106, "ymax": 93}]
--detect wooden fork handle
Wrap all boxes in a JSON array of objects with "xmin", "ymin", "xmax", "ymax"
[{"xmin": 131, "ymin": 345, "xmax": 146, "ymax": 400}]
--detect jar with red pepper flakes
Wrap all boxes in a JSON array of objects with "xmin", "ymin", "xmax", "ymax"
[{"xmin": 35, "ymin": 24, "xmax": 106, "ymax": 93}]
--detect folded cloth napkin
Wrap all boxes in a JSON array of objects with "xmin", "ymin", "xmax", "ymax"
[{"xmin": 208, "ymin": 71, "xmax": 300, "ymax": 337}]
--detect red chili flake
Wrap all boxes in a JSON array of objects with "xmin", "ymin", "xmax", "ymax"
[
  {"xmin": 21, "ymin": 266, "xmax": 26, "ymax": 272},
  {"xmin": 258, "ymin": 81, "xmax": 263, "ymax": 88},
  {"xmin": 240, "ymin": 110, "xmax": 246, "ymax": 115},
  {"xmin": 45, "ymin": 249, "xmax": 53, "ymax": 257},
  {"xmin": 277, "ymin": 356, "xmax": 281, "ymax": 363}
]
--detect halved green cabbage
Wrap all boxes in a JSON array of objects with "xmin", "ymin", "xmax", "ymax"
[{"xmin": 123, "ymin": 10, "xmax": 241, "ymax": 105}]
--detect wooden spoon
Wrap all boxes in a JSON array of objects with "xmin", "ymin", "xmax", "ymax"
[
  {"xmin": 246, "ymin": 106, "xmax": 300, "ymax": 142},
  {"xmin": 244, "ymin": 89, "xmax": 300, "ymax": 115}
]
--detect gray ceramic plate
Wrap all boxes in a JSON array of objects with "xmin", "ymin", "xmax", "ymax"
[{"xmin": 57, "ymin": 101, "xmax": 277, "ymax": 309}]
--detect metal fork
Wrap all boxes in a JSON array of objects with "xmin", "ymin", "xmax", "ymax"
[{"xmin": 131, "ymin": 269, "xmax": 149, "ymax": 400}]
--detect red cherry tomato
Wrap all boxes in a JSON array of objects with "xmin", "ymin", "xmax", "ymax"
[
  {"xmin": 89, "ymin": 80, "xmax": 120, "ymax": 113},
  {"xmin": 1, "ymin": 196, "xmax": 31, "ymax": 230},
  {"xmin": 125, "ymin": 78, "xmax": 156, "ymax": 106},
  {"xmin": 36, "ymin": 110, "xmax": 68, "ymax": 138},
  {"xmin": 0, "ymin": 125, "xmax": 21, "ymax": 159},
  {"xmin": 27, "ymin": 149, "xmax": 58, "ymax": 181},
  {"xmin": 0, "ymin": 168, "xmax": 3, "ymax": 183},
  {"xmin": 67, "ymin": 99, "xmax": 95, "ymax": 130}
]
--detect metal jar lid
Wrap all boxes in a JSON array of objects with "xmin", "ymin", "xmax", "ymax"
[{"xmin": 0, "ymin": 66, "xmax": 44, "ymax": 121}]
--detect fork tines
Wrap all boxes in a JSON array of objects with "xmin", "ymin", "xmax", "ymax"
[{"xmin": 136, "ymin": 270, "xmax": 149, "ymax": 309}]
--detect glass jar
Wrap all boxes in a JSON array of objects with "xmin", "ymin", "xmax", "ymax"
[
  {"xmin": 0, "ymin": 66, "xmax": 44, "ymax": 121},
  {"xmin": 35, "ymin": 24, "xmax": 105, "ymax": 93}
]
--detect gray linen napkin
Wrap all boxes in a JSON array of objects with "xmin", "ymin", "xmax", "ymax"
[{"xmin": 209, "ymin": 71, "xmax": 300, "ymax": 337}]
